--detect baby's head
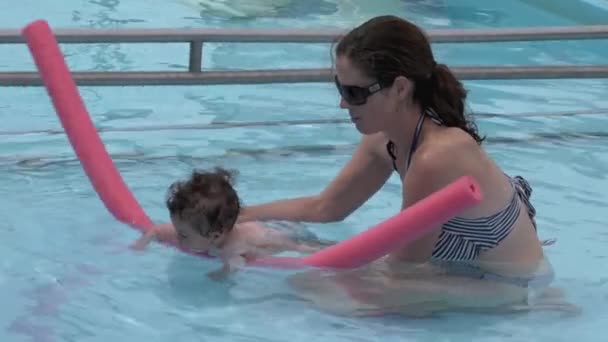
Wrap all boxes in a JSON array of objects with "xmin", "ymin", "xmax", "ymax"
[{"xmin": 165, "ymin": 167, "xmax": 241, "ymax": 252}]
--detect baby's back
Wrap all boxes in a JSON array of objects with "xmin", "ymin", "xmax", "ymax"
[{"xmin": 232, "ymin": 222, "xmax": 295, "ymax": 257}]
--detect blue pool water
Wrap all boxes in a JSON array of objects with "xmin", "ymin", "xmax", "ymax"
[{"xmin": 2, "ymin": 0, "xmax": 608, "ymax": 341}]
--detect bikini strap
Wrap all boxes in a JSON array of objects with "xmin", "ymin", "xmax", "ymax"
[
  {"xmin": 511, "ymin": 175, "xmax": 537, "ymax": 230},
  {"xmin": 405, "ymin": 112, "xmax": 427, "ymax": 171},
  {"xmin": 426, "ymin": 107, "xmax": 444, "ymax": 125},
  {"xmin": 386, "ymin": 140, "xmax": 398, "ymax": 171},
  {"xmin": 386, "ymin": 108, "xmax": 442, "ymax": 172}
]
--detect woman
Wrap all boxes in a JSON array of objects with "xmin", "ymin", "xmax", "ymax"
[
  {"xmin": 144, "ymin": 15, "xmax": 562, "ymax": 315},
  {"xmin": 235, "ymin": 15, "xmax": 559, "ymax": 315}
]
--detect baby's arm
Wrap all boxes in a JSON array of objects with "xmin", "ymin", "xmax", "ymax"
[
  {"xmin": 206, "ymin": 239, "xmax": 250, "ymax": 280},
  {"xmin": 129, "ymin": 223, "xmax": 178, "ymax": 250},
  {"xmin": 207, "ymin": 255, "xmax": 247, "ymax": 281}
]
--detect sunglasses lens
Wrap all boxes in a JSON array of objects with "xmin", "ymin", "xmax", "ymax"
[
  {"xmin": 344, "ymin": 86, "xmax": 367, "ymax": 105},
  {"xmin": 335, "ymin": 79, "xmax": 367, "ymax": 105}
]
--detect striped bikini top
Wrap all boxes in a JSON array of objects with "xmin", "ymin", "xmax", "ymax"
[{"xmin": 387, "ymin": 109, "xmax": 537, "ymax": 262}]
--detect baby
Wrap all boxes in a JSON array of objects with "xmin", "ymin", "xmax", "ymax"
[{"xmin": 133, "ymin": 167, "xmax": 332, "ymax": 280}]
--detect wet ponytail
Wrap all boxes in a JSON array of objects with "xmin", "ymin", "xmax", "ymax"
[{"xmin": 417, "ymin": 63, "xmax": 485, "ymax": 144}]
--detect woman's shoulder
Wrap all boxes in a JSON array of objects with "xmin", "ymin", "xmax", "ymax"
[
  {"xmin": 406, "ymin": 128, "xmax": 512, "ymax": 209},
  {"xmin": 412, "ymin": 128, "xmax": 480, "ymax": 174}
]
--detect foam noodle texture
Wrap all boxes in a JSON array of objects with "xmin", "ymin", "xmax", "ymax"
[{"xmin": 22, "ymin": 19, "xmax": 483, "ymax": 269}]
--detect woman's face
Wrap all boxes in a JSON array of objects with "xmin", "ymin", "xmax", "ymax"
[{"xmin": 334, "ymin": 55, "xmax": 414, "ymax": 135}]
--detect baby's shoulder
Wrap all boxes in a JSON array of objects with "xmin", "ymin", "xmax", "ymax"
[
  {"xmin": 235, "ymin": 221, "xmax": 278, "ymax": 239},
  {"xmin": 224, "ymin": 223, "xmax": 268, "ymax": 250},
  {"xmin": 236, "ymin": 221, "xmax": 270, "ymax": 231}
]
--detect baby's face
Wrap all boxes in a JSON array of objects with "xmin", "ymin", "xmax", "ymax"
[{"xmin": 171, "ymin": 216, "xmax": 214, "ymax": 253}]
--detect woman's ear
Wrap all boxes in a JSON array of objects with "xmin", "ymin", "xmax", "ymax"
[
  {"xmin": 391, "ymin": 75, "xmax": 413, "ymax": 102},
  {"xmin": 210, "ymin": 231, "xmax": 222, "ymax": 240}
]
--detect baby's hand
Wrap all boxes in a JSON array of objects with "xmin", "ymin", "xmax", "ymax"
[
  {"xmin": 207, "ymin": 256, "xmax": 246, "ymax": 281},
  {"xmin": 129, "ymin": 223, "xmax": 178, "ymax": 251},
  {"xmin": 129, "ymin": 230, "xmax": 156, "ymax": 251}
]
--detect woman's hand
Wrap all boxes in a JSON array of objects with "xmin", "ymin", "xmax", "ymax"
[{"xmin": 236, "ymin": 208, "xmax": 254, "ymax": 224}]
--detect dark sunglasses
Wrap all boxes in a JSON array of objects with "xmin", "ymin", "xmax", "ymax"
[{"xmin": 334, "ymin": 75, "xmax": 384, "ymax": 106}]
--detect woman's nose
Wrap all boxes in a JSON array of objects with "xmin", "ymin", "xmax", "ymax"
[{"xmin": 339, "ymin": 97, "xmax": 348, "ymax": 109}]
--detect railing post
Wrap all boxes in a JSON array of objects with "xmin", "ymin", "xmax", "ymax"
[{"xmin": 188, "ymin": 40, "xmax": 203, "ymax": 73}]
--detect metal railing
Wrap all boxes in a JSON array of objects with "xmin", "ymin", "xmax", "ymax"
[{"xmin": 1, "ymin": 25, "xmax": 608, "ymax": 86}]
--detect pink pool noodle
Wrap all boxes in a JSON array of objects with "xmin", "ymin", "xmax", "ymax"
[
  {"xmin": 21, "ymin": 19, "xmax": 483, "ymax": 270},
  {"xmin": 22, "ymin": 20, "xmax": 154, "ymax": 232},
  {"xmin": 297, "ymin": 175, "xmax": 482, "ymax": 268}
]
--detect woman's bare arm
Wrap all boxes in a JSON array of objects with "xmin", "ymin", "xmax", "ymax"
[{"xmin": 239, "ymin": 133, "xmax": 394, "ymax": 223}]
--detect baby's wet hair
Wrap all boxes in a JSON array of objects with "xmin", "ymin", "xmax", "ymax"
[{"xmin": 166, "ymin": 167, "xmax": 241, "ymax": 237}]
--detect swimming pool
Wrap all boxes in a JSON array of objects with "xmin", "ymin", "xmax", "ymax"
[{"xmin": 2, "ymin": 0, "xmax": 608, "ymax": 341}]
